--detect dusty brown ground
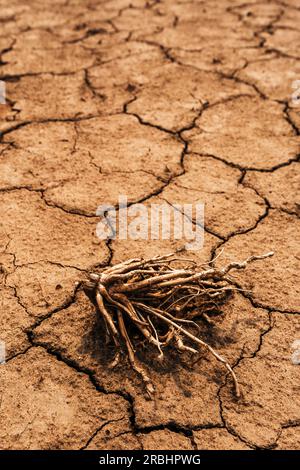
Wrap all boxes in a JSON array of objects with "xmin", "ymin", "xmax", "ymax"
[{"xmin": 0, "ymin": 0, "xmax": 299, "ymax": 451}]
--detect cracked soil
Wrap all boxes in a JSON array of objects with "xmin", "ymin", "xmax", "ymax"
[{"xmin": 0, "ymin": 0, "xmax": 299, "ymax": 451}]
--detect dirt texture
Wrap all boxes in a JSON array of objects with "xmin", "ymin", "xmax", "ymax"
[{"xmin": 0, "ymin": 0, "xmax": 299, "ymax": 451}]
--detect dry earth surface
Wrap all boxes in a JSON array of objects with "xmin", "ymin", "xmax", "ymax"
[{"xmin": 0, "ymin": 0, "xmax": 299, "ymax": 451}]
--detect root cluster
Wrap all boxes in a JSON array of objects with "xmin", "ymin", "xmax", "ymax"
[{"xmin": 85, "ymin": 251, "xmax": 273, "ymax": 398}]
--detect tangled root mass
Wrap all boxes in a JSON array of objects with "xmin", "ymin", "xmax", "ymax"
[{"xmin": 84, "ymin": 251, "xmax": 274, "ymax": 398}]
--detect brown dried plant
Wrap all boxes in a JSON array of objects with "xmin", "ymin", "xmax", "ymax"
[{"xmin": 84, "ymin": 250, "xmax": 274, "ymax": 398}]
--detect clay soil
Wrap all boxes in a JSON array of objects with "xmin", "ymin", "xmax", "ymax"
[{"xmin": 0, "ymin": 0, "xmax": 299, "ymax": 451}]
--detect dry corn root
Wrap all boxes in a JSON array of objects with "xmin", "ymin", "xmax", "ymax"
[{"xmin": 84, "ymin": 250, "xmax": 274, "ymax": 398}]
